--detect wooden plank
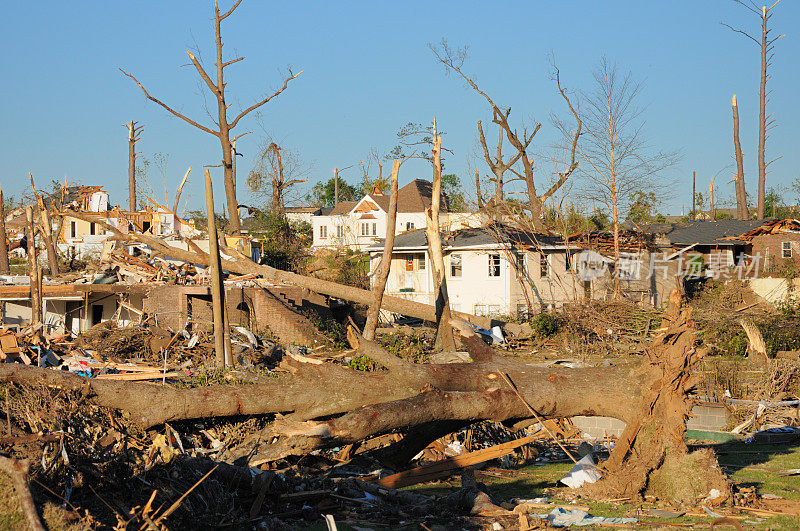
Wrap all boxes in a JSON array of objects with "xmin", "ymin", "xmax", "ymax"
[
  {"xmin": 94, "ymin": 371, "xmax": 180, "ymax": 381},
  {"xmin": 375, "ymin": 433, "xmax": 540, "ymax": 489}
]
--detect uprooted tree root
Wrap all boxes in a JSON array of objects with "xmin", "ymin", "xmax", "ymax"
[{"xmin": 581, "ymin": 291, "xmax": 731, "ymax": 502}]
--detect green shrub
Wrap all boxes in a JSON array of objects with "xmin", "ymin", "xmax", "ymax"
[
  {"xmin": 347, "ymin": 355, "xmax": 378, "ymax": 372},
  {"xmin": 531, "ymin": 312, "xmax": 560, "ymax": 337}
]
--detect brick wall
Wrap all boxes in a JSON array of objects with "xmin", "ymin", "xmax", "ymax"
[{"xmin": 750, "ymin": 232, "xmax": 800, "ymax": 272}]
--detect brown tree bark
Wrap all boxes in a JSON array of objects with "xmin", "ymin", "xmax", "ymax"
[
  {"xmin": 205, "ymin": 170, "xmax": 229, "ymax": 367},
  {"xmin": 120, "ymin": 1, "xmax": 301, "ymax": 233},
  {"xmin": 732, "ymin": 94, "xmax": 749, "ymax": 220},
  {"xmin": 363, "ymin": 159, "xmax": 400, "ymax": 340},
  {"xmin": 426, "ymin": 123, "xmax": 457, "ymax": 350},
  {"xmin": 126, "ymin": 120, "xmax": 144, "ymax": 211},
  {"xmin": 24, "ymin": 207, "xmax": 42, "ymax": 328},
  {"xmin": 28, "ymin": 174, "xmax": 59, "ymax": 276},
  {"xmin": 0, "ymin": 457, "xmax": 45, "ymax": 531},
  {"xmin": 0, "ymin": 185, "xmax": 9, "ymax": 275}
]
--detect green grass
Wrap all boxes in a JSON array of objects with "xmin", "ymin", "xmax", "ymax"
[{"xmin": 396, "ymin": 443, "xmax": 800, "ymax": 529}]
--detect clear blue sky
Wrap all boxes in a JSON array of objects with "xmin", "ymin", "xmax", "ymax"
[{"xmin": 2, "ymin": 1, "xmax": 798, "ymax": 215}]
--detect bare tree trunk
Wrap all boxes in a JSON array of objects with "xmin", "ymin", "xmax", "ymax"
[
  {"xmin": 121, "ymin": 2, "xmax": 302, "ymax": 234},
  {"xmin": 757, "ymin": 6, "xmax": 768, "ymax": 220},
  {"xmin": 270, "ymin": 143, "xmax": 285, "ymax": 213},
  {"xmin": 126, "ymin": 121, "xmax": 143, "ymax": 211},
  {"xmin": 363, "ymin": 160, "xmax": 400, "ymax": 340},
  {"xmin": 24, "ymin": 207, "xmax": 41, "ymax": 329},
  {"xmin": 474, "ymin": 169, "xmax": 483, "ymax": 209},
  {"xmin": 205, "ymin": 170, "xmax": 227, "ymax": 367},
  {"xmin": 427, "ymin": 123, "xmax": 457, "ymax": 351},
  {"xmin": 40, "ymin": 209, "xmax": 59, "ymax": 276},
  {"xmin": 28, "ymin": 174, "xmax": 59, "ymax": 276},
  {"xmin": 0, "ymin": 457, "xmax": 45, "ymax": 531},
  {"xmin": 0, "ymin": 185, "xmax": 9, "ymax": 275},
  {"xmin": 173, "ymin": 167, "xmax": 191, "ymax": 215},
  {"xmin": 732, "ymin": 94, "xmax": 749, "ymax": 220}
]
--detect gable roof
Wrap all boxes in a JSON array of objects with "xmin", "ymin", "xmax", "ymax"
[{"xmin": 326, "ymin": 179, "xmax": 449, "ymax": 216}]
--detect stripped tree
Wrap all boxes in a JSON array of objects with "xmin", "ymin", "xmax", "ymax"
[
  {"xmin": 120, "ymin": 0, "xmax": 302, "ymax": 233},
  {"xmin": 430, "ymin": 41, "xmax": 581, "ymax": 229},
  {"xmin": 723, "ymin": 0, "xmax": 784, "ymax": 220},
  {"xmin": 0, "ymin": 185, "xmax": 10, "ymax": 275},
  {"xmin": 363, "ymin": 159, "xmax": 401, "ymax": 340},
  {"xmin": 732, "ymin": 94, "xmax": 749, "ymax": 219},
  {"xmin": 426, "ymin": 120, "xmax": 457, "ymax": 350},
  {"xmin": 125, "ymin": 121, "xmax": 144, "ymax": 211}
]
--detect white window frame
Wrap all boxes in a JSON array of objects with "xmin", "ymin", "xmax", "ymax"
[
  {"xmin": 782, "ymin": 241, "xmax": 792, "ymax": 258},
  {"xmin": 319, "ymin": 225, "xmax": 327, "ymax": 239},
  {"xmin": 417, "ymin": 253, "xmax": 426, "ymax": 271},
  {"xmin": 540, "ymin": 253, "xmax": 549, "ymax": 278},
  {"xmin": 450, "ymin": 253, "xmax": 462, "ymax": 278},
  {"xmin": 372, "ymin": 222, "xmax": 377, "ymax": 236},
  {"xmin": 336, "ymin": 225, "xmax": 343, "ymax": 238},
  {"xmin": 406, "ymin": 221, "xmax": 415, "ymax": 231},
  {"xmin": 488, "ymin": 254, "xmax": 501, "ymax": 277}
]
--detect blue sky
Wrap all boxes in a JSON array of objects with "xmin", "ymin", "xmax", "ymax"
[{"xmin": 2, "ymin": 1, "xmax": 798, "ymax": 215}]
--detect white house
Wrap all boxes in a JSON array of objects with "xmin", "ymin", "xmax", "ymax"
[
  {"xmin": 311, "ymin": 180, "xmax": 486, "ymax": 251},
  {"xmin": 367, "ymin": 225, "xmax": 586, "ymax": 319}
]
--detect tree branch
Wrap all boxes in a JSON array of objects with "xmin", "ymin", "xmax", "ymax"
[
  {"xmin": 119, "ymin": 68, "xmax": 220, "ymax": 137},
  {"xmin": 229, "ymin": 70, "xmax": 303, "ymax": 128}
]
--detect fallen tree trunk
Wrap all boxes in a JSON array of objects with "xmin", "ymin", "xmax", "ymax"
[{"xmin": 0, "ymin": 290, "xmax": 724, "ymax": 502}]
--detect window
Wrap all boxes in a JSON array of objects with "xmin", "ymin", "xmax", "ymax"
[
  {"xmin": 319, "ymin": 225, "xmax": 327, "ymax": 238},
  {"xmin": 474, "ymin": 304, "xmax": 487, "ymax": 316},
  {"xmin": 450, "ymin": 253, "xmax": 462, "ymax": 277},
  {"xmin": 782, "ymin": 241, "xmax": 792, "ymax": 258},
  {"xmin": 417, "ymin": 254, "xmax": 426, "ymax": 271},
  {"xmin": 406, "ymin": 222, "xmax": 415, "ymax": 231},
  {"xmin": 515, "ymin": 253, "xmax": 524, "ymax": 272},
  {"xmin": 70, "ymin": 221, "xmax": 76, "ymax": 238},
  {"xmin": 360, "ymin": 222, "xmax": 373, "ymax": 236},
  {"xmin": 540, "ymin": 254, "xmax": 549, "ymax": 278},
  {"xmin": 488, "ymin": 254, "xmax": 501, "ymax": 277},
  {"xmin": 89, "ymin": 222, "xmax": 96, "ymax": 236},
  {"xmin": 372, "ymin": 223, "xmax": 377, "ymax": 236},
  {"xmin": 336, "ymin": 225, "xmax": 343, "ymax": 238}
]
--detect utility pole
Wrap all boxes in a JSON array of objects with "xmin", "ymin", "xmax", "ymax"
[
  {"xmin": 334, "ymin": 167, "xmax": 339, "ymax": 207},
  {"xmin": 710, "ymin": 179, "xmax": 715, "ymax": 221},
  {"xmin": 692, "ymin": 171, "xmax": 696, "ymax": 221}
]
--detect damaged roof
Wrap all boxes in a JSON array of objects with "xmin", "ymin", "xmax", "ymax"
[{"xmin": 665, "ymin": 219, "xmax": 773, "ymax": 245}]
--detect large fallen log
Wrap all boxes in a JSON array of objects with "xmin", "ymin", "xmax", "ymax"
[{"xmin": 0, "ymin": 292, "xmax": 727, "ymax": 502}]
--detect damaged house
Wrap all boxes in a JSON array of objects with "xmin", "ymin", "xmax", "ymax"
[{"xmin": 368, "ymin": 224, "xmax": 678, "ymax": 319}]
